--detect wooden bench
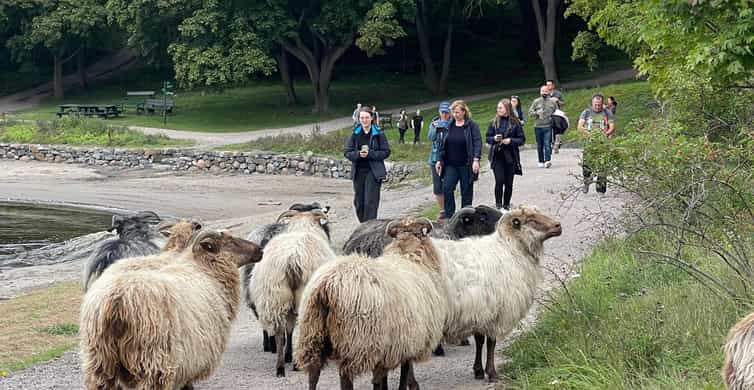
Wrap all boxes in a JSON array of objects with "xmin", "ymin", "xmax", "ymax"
[
  {"xmin": 56, "ymin": 104, "xmax": 122, "ymax": 119},
  {"xmin": 121, "ymin": 91, "xmax": 155, "ymax": 112},
  {"xmin": 136, "ymin": 99, "xmax": 175, "ymax": 115}
]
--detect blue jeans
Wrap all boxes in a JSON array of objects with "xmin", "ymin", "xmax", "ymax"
[
  {"xmin": 442, "ymin": 165, "xmax": 473, "ymax": 218},
  {"xmin": 535, "ymin": 127, "xmax": 552, "ymax": 163}
]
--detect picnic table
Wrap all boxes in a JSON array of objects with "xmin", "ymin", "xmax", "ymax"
[
  {"xmin": 56, "ymin": 104, "xmax": 122, "ymax": 119},
  {"xmin": 136, "ymin": 98, "xmax": 175, "ymax": 115},
  {"xmin": 120, "ymin": 91, "xmax": 155, "ymax": 113}
]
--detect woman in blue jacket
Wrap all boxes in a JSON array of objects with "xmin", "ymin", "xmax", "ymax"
[
  {"xmin": 486, "ymin": 98, "xmax": 525, "ymax": 210},
  {"xmin": 344, "ymin": 106, "xmax": 391, "ymax": 222}
]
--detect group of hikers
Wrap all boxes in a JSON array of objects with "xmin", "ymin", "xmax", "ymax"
[{"xmin": 347, "ymin": 80, "xmax": 618, "ymax": 223}]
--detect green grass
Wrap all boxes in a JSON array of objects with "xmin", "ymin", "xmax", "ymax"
[
  {"xmin": 222, "ymin": 81, "xmax": 652, "ymax": 162},
  {"xmin": 39, "ymin": 323, "xmax": 79, "ymax": 337},
  {"xmin": 503, "ymin": 234, "xmax": 742, "ymax": 389},
  {"xmin": 0, "ymin": 117, "xmax": 194, "ymax": 147},
  {"xmin": 14, "ymin": 58, "xmax": 632, "ymax": 133}
]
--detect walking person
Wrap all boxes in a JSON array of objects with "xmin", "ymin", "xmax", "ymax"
[
  {"xmin": 372, "ymin": 106, "xmax": 380, "ymax": 127},
  {"xmin": 551, "ymin": 100, "xmax": 569, "ymax": 154},
  {"xmin": 546, "ymin": 79, "xmax": 563, "ymax": 102},
  {"xmin": 511, "ymin": 95, "xmax": 526, "ymax": 127},
  {"xmin": 397, "ymin": 109, "xmax": 409, "ymax": 144},
  {"xmin": 528, "ymin": 85, "xmax": 558, "ymax": 168},
  {"xmin": 435, "ymin": 100, "xmax": 482, "ymax": 218},
  {"xmin": 345, "ymin": 106, "xmax": 391, "ymax": 222},
  {"xmin": 485, "ymin": 99, "xmax": 525, "ymax": 210},
  {"xmin": 410, "ymin": 109, "xmax": 423, "ymax": 144},
  {"xmin": 352, "ymin": 103, "xmax": 362, "ymax": 126},
  {"xmin": 578, "ymin": 93, "xmax": 615, "ymax": 194},
  {"xmin": 427, "ymin": 102, "xmax": 451, "ymax": 222}
]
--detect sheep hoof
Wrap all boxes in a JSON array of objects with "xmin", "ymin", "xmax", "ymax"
[
  {"xmin": 276, "ymin": 367, "xmax": 286, "ymax": 377},
  {"xmin": 460, "ymin": 339, "xmax": 470, "ymax": 346},
  {"xmin": 181, "ymin": 384, "xmax": 195, "ymax": 390},
  {"xmin": 474, "ymin": 369, "xmax": 485, "ymax": 380},
  {"xmin": 487, "ymin": 374, "xmax": 500, "ymax": 383},
  {"xmin": 285, "ymin": 355, "xmax": 293, "ymax": 363},
  {"xmin": 432, "ymin": 345, "xmax": 445, "ymax": 356},
  {"xmin": 292, "ymin": 363, "xmax": 300, "ymax": 371}
]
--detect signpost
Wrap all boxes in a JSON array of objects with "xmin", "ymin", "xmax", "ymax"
[{"xmin": 161, "ymin": 80, "xmax": 175, "ymax": 126}]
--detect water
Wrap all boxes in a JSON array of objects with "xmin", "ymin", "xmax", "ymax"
[{"xmin": 0, "ymin": 202, "xmax": 113, "ymax": 256}]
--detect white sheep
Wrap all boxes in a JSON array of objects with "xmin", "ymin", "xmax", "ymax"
[
  {"xmin": 295, "ymin": 216, "xmax": 447, "ymax": 390},
  {"xmin": 79, "ymin": 230, "xmax": 264, "ymax": 390},
  {"xmin": 723, "ymin": 311, "xmax": 754, "ymax": 389},
  {"xmin": 430, "ymin": 205, "xmax": 562, "ymax": 382},
  {"xmin": 247, "ymin": 209, "xmax": 335, "ymax": 377}
]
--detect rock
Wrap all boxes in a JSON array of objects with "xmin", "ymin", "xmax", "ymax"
[{"xmin": 195, "ymin": 159, "xmax": 208, "ymax": 169}]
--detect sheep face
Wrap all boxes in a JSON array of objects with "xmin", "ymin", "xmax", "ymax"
[
  {"xmin": 498, "ymin": 206, "xmax": 562, "ymax": 256},
  {"xmin": 111, "ymin": 211, "xmax": 161, "ymax": 240},
  {"xmin": 160, "ymin": 220, "xmax": 203, "ymax": 251},
  {"xmin": 277, "ymin": 210, "xmax": 331, "ymax": 239},
  {"xmin": 191, "ymin": 231, "xmax": 264, "ymax": 268},
  {"xmin": 447, "ymin": 205, "xmax": 502, "ymax": 239}
]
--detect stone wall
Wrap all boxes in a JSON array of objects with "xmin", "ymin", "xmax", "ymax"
[{"xmin": 0, "ymin": 143, "xmax": 422, "ymax": 182}]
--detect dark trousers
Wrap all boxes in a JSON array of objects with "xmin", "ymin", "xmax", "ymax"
[
  {"xmin": 583, "ymin": 164, "xmax": 607, "ymax": 193},
  {"xmin": 398, "ymin": 128, "xmax": 407, "ymax": 144},
  {"xmin": 492, "ymin": 161, "xmax": 515, "ymax": 208},
  {"xmin": 413, "ymin": 128, "xmax": 421, "ymax": 144},
  {"xmin": 442, "ymin": 164, "xmax": 473, "ymax": 218},
  {"xmin": 535, "ymin": 127, "xmax": 552, "ymax": 163},
  {"xmin": 353, "ymin": 169, "xmax": 382, "ymax": 222}
]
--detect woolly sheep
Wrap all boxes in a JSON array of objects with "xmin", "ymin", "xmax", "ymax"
[
  {"xmin": 342, "ymin": 205, "xmax": 502, "ymax": 258},
  {"xmin": 295, "ymin": 216, "xmax": 446, "ymax": 390},
  {"xmin": 79, "ymin": 230, "xmax": 264, "ymax": 390},
  {"xmin": 81, "ymin": 210, "xmax": 163, "ymax": 292},
  {"xmin": 431, "ymin": 206, "xmax": 561, "ymax": 382},
  {"xmin": 723, "ymin": 311, "xmax": 754, "ymax": 389},
  {"xmin": 243, "ymin": 202, "xmax": 331, "ymax": 354},
  {"xmin": 247, "ymin": 209, "xmax": 335, "ymax": 377}
]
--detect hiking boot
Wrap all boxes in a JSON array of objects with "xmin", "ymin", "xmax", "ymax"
[
  {"xmin": 537, "ymin": 162, "xmax": 545, "ymax": 168},
  {"xmin": 545, "ymin": 161, "xmax": 552, "ymax": 168},
  {"xmin": 436, "ymin": 211, "xmax": 449, "ymax": 223},
  {"xmin": 496, "ymin": 204, "xmax": 503, "ymax": 210}
]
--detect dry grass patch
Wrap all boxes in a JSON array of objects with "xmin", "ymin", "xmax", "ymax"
[{"xmin": 0, "ymin": 282, "xmax": 81, "ymax": 373}]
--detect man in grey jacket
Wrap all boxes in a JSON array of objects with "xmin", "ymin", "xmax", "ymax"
[{"xmin": 528, "ymin": 85, "xmax": 558, "ymax": 168}]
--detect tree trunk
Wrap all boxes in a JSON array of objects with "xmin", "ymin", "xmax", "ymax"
[
  {"xmin": 438, "ymin": 5, "xmax": 456, "ymax": 95},
  {"xmin": 531, "ymin": 0, "xmax": 561, "ymax": 84},
  {"xmin": 415, "ymin": 0, "xmax": 440, "ymax": 94},
  {"xmin": 77, "ymin": 47, "xmax": 88, "ymax": 89},
  {"xmin": 280, "ymin": 35, "xmax": 350, "ymax": 113},
  {"xmin": 276, "ymin": 47, "xmax": 298, "ymax": 105},
  {"xmin": 53, "ymin": 55, "xmax": 64, "ymax": 99}
]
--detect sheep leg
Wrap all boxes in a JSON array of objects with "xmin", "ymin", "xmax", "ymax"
[
  {"xmin": 339, "ymin": 370, "xmax": 354, "ymax": 390},
  {"xmin": 307, "ymin": 363, "xmax": 322, "ymax": 390},
  {"xmin": 285, "ymin": 329, "xmax": 294, "ymax": 364},
  {"xmin": 269, "ymin": 333, "xmax": 277, "ymax": 353},
  {"xmin": 473, "ymin": 333, "xmax": 486, "ymax": 379},
  {"xmin": 263, "ymin": 330, "xmax": 270, "ymax": 352},
  {"xmin": 485, "ymin": 336, "xmax": 499, "ymax": 382},
  {"xmin": 432, "ymin": 343, "xmax": 445, "ymax": 356},
  {"xmin": 398, "ymin": 361, "xmax": 419, "ymax": 390},
  {"xmin": 406, "ymin": 362, "xmax": 420, "ymax": 390},
  {"xmin": 276, "ymin": 328, "xmax": 286, "ymax": 377},
  {"xmin": 180, "ymin": 384, "xmax": 194, "ymax": 390},
  {"xmin": 372, "ymin": 365, "xmax": 389, "ymax": 390}
]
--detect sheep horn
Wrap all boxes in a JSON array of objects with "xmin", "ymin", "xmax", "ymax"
[
  {"xmin": 276, "ymin": 210, "xmax": 300, "ymax": 222},
  {"xmin": 417, "ymin": 217, "xmax": 434, "ymax": 233},
  {"xmin": 385, "ymin": 219, "xmax": 400, "ymax": 237}
]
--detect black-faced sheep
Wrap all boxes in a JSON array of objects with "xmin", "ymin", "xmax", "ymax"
[
  {"xmin": 247, "ymin": 209, "xmax": 335, "ymax": 377},
  {"xmin": 243, "ymin": 202, "xmax": 331, "ymax": 354},
  {"xmin": 342, "ymin": 205, "xmax": 502, "ymax": 258},
  {"xmin": 81, "ymin": 210, "xmax": 163, "ymax": 292},
  {"xmin": 431, "ymin": 206, "xmax": 562, "ymax": 382},
  {"xmin": 723, "ymin": 312, "xmax": 754, "ymax": 389},
  {"xmin": 295, "ymin": 216, "xmax": 447, "ymax": 390},
  {"xmin": 79, "ymin": 230, "xmax": 263, "ymax": 390}
]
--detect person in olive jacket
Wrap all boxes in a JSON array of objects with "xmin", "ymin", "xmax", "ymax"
[
  {"xmin": 344, "ymin": 106, "xmax": 391, "ymax": 222},
  {"xmin": 434, "ymin": 100, "xmax": 482, "ymax": 218},
  {"xmin": 486, "ymin": 98, "xmax": 525, "ymax": 210}
]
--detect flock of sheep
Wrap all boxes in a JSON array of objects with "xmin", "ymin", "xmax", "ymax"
[{"xmin": 74, "ymin": 203, "xmax": 752, "ymax": 390}]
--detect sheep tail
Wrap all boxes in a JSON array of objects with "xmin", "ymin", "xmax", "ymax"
[{"xmin": 294, "ymin": 282, "xmax": 333, "ymax": 373}]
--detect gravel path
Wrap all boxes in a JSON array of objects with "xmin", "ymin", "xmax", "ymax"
[{"xmin": 0, "ymin": 147, "xmax": 623, "ymax": 389}]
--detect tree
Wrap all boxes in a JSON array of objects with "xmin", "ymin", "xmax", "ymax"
[
  {"xmin": 4, "ymin": 0, "xmax": 108, "ymax": 98},
  {"xmin": 530, "ymin": 0, "xmax": 562, "ymax": 84},
  {"xmin": 567, "ymin": 0, "xmax": 754, "ymax": 94}
]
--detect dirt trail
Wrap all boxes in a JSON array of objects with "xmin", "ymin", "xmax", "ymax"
[{"xmin": 0, "ymin": 147, "xmax": 622, "ymax": 389}]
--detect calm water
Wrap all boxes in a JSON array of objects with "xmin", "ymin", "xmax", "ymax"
[{"xmin": 0, "ymin": 202, "xmax": 113, "ymax": 255}]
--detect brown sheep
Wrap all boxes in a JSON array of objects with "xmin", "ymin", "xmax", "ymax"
[
  {"xmin": 723, "ymin": 311, "xmax": 754, "ymax": 390},
  {"xmin": 79, "ymin": 230, "xmax": 263, "ymax": 390}
]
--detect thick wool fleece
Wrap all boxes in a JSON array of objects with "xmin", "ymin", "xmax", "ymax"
[{"xmin": 723, "ymin": 312, "xmax": 754, "ymax": 390}]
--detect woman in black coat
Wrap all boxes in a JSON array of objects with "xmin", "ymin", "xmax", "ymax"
[
  {"xmin": 344, "ymin": 106, "xmax": 391, "ymax": 222},
  {"xmin": 485, "ymin": 98, "xmax": 525, "ymax": 210}
]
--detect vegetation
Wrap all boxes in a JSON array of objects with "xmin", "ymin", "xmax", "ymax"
[
  {"xmin": 0, "ymin": 282, "xmax": 81, "ymax": 373},
  {"xmin": 0, "ymin": 117, "xmax": 193, "ymax": 147}
]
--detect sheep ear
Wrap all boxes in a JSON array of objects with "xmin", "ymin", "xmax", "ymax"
[
  {"xmin": 192, "ymin": 222, "xmax": 203, "ymax": 231},
  {"xmin": 321, "ymin": 206, "xmax": 330, "ymax": 214},
  {"xmin": 512, "ymin": 218, "xmax": 521, "ymax": 229}
]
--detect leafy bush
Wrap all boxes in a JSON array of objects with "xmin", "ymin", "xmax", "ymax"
[{"xmin": 0, "ymin": 117, "xmax": 193, "ymax": 147}]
